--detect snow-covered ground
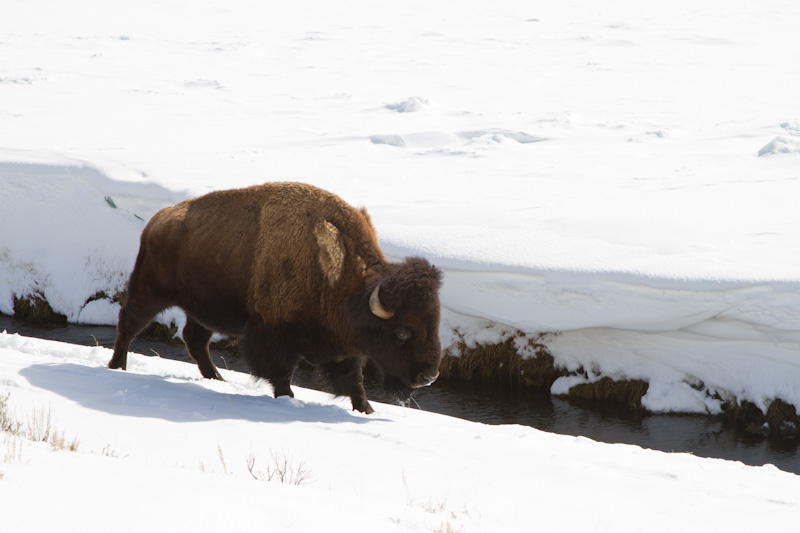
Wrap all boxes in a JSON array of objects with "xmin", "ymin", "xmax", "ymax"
[
  {"xmin": 2, "ymin": 0, "xmax": 800, "ymax": 418},
  {"xmin": 2, "ymin": 333, "xmax": 799, "ymax": 532}
]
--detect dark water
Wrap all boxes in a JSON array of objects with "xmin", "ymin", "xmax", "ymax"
[{"xmin": 2, "ymin": 316, "xmax": 798, "ymax": 475}]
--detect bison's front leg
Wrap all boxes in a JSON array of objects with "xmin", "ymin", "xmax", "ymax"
[
  {"xmin": 322, "ymin": 358, "xmax": 374, "ymax": 414},
  {"xmin": 242, "ymin": 322, "xmax": 299, "ymax": 399}
]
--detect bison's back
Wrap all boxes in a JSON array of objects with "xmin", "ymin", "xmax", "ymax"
[{"xmin": 135, "ymin": 182, "xmax": 383, "ymax": 333}]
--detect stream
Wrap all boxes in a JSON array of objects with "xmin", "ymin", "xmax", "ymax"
[{"xmin": 2, "ymin": 315, "xmax": 798, "ymax": 475}]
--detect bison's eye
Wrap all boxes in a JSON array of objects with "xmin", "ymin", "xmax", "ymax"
[{"xmin": 393, "ymin": 327, "xmax": 412, "ymax": 344}]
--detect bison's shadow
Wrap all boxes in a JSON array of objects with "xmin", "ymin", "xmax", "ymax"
[{"xmin": 19, "ymin": 363, "xmax": 383, "ymax": 425}]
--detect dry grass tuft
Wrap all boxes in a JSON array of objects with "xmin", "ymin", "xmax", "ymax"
[
  {"xmin": 766, "ymin": 399, "xmax": 799, "ymax": 437},
  {"xmin": 433, "ymin": 522, "xmax": 456, "ymax": 533},
  {"xmin": 0, "ymin": 391, "xmax": 22, "ymax": 436},
  {"xmin": 210, "ymin": 337, "xmax": 240, "ymax": 353},
  {"xmin": 50, "ymin": 428, "xmax": 80, "ymax": 452},
  {"xmin": 26, "ymin": 404, "xmax": 53, "ymax": 442},
  {"xmin": 12, "ymin": 293, "xmax": 67, "ymax": 325},
  {"xmin": 83, "ymin": 290, "xmax": 125, "ymax": 307},
  {"xmin": 246, "ymin": 449, "xmax": 311, "ymax": 485},
  {"xmin": 438, "ymin": 331, "xmax": 564, "ymax": 390},
  {"xmin": 723, "ymin": 397, "xmax": 800, "ymax": 437},
  {"xmin": 1, "ymin": 391, "xmax": 80, "ymax": 455},
  {"xmin": 565, "ymin": 377, "xmax": 650, "ymax": 411},
  {"xmin": 140, "ymin": 321, "xmax": 181, "ymax": 344},
  {"xmin": 438, "ymin": 330, "xmax": 654, "ymax": 414}
]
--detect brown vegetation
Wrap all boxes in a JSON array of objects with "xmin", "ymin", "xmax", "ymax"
[
  {"xmin": 565, "ymin": 378, "xmax": 650, "ymax": 411},
  {"xmin": 438, "ymin": 331, "xmax": 564, "ymax": 389},
  {"xmin": 723, "ymin": 397, "xmax": 800, "ymax": 438},
  {"xmin": 13, "ymin": 293, "xmax": 67, "ymax": 325}
]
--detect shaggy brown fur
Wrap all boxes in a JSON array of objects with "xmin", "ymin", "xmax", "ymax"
[{"xmin": 108, "ymin": 182, "xmax": 443, "ymax": 413}]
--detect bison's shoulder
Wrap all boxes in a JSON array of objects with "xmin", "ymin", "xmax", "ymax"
[{"xmin": 314, "ymin": 220, "xmax": 345, "ymax": 286}]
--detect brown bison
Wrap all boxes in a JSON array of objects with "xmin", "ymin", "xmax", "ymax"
[{"xmin": 108, "ymin": 182, "xmax": 443, "ymax": 414}]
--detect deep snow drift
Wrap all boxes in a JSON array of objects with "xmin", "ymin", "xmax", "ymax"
[
  {"xmin": 2, "ymin": 0, "xmax": 800, "ymax": 416},
  {"xmin": 2, "ymin": 333, "xmax": 799, "ymax": 532}
]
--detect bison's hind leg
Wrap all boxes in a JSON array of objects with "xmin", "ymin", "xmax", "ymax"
[
  {"xmin": 109, "ymin": 300, "xmax": 164, "ymax": 371},
  {"xmin": 183, "ymin": 317, "xmax": 224, "ymax": 381}
]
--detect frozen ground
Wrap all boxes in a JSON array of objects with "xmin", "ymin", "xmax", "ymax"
[
  {"xmin": 1, "ymin": 0, "xmax": 800, "ymax": 416},
  {"xmin": 2, "ymin": 333, "xmax": 799, "ymax": 532}
]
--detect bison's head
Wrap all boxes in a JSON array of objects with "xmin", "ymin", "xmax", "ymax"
[{"xmin": 349, "ymin": 257, "xmax": 443, "ymax": 402}]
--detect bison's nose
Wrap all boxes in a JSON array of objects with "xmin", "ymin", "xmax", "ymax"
[{"xmin": 415, "ymin": 371, "xmax": 439, "ymax": 388}]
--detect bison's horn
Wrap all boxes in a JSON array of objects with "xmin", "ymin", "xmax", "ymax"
[{"xmin": 369, "ymin": 284, "xmax": 394, "ymax": 319}]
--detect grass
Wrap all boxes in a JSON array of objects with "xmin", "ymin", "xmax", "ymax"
[
  {"xmin": 246, "ymin": 448, "xmax": 311, "ymax": 485},
  {"xmin": 83, "ymin": 290, "xmax": 125, "ymax": 307},
  {"xmin": 140, "ymin": 321, "xmax": 181, "ymax": 345},
  {"xmin": 565, "ymin": 377, "xmax": 650, "ymax": 411},
  {"xmin": 1, "ymin": 390, "xmax": 80, "ymax": 467},
  {"xmin": 438, "ymin": 329, "xmax": 651, "ymax": 413},
  {"xmin": 1, "ymin": 391, "xmax": 22, "ymax": 435},
  {"xmin": 218, "ymin": 443, "xmax": 229, "ymax": 475},
  {"xmin": 400, "ymin": 469, "xmax": 467, "ymax": 533},
  {"xmin": 101, "ymin": 444, "xmax": 118, "ymax": 457},
  {"xmin": 50, "ymin": 428, "xmax": 80, "ymax": 452},
  {"xmin": 723, "ymin": 397, "xmax": 800, "ymax": 438},
  {"xmin": 12, "ymin": 293, "xmax": 67, "ymax": 325},
  {"xmin": 26, "ymin": 403, "xmax": 53, "ymax": 442},
  {"xmin": 438, "ymin": 330, "xmax": 565, "ymax": 390}
]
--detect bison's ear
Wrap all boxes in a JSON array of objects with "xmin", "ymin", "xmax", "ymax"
[{"xmin": 314, "ymin": 221, "xmax": 345, "ymax": 286}]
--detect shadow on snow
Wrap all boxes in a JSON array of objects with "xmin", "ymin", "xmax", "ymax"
[{"xmin": 19, "ymin": 363, "xmax": 383, "ymax": 425}]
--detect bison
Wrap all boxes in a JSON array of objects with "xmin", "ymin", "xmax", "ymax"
[{"xmin": 108, "ymin": 182, "xmax": 443, "ymax": 414}]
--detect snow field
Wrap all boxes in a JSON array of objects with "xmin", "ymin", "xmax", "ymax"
[{"xmin": 2, "ymin": 333, "xmax": 799, "ymax": 532}]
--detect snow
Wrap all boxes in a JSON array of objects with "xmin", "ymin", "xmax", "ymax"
[
  {"xmin": 2, "ymin": 0, "xmax": 800, "ymax": 419},
  {"xmin": 2, "ymin": 333, "xmax": 799, "ymax": 532}
]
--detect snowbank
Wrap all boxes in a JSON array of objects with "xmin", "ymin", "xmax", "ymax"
[
  {"xmin": 3, "ymin": 157, "xmax": 798, "ymax": 418},
  {"xmin": 2, "ymin": 0, "xmax": 800, "ymax": 416},
  {"xmin": 0, "ymin": 159, "xmax": 185, "ymax": 322},
  {"xmin": 1, "ymin": 333, "xmax": 798, "ymax": 532}
]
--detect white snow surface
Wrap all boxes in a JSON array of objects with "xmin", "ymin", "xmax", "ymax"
[
  {"xmin": 2, "ymin": 0, "xmax": 800, "ymax": 414},
  {"xmin": 1, "ymin": 333, "xmax": 799, "ymax": 532}
]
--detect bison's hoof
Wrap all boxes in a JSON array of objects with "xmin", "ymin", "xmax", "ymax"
[
  {"xmin": 273, "ymin": 384, "xmax": 295, "ymax": 398},
  {"xmin": 108, "ymin": 359, "xmax": 126, "ymax": 371},
  {"xmin": 203, "ymin": 370, "xmax": 225, "ymax": 381},
  {"xmin": 353, "ymin": 400, "xmax": 374, "ymax": 415}
]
